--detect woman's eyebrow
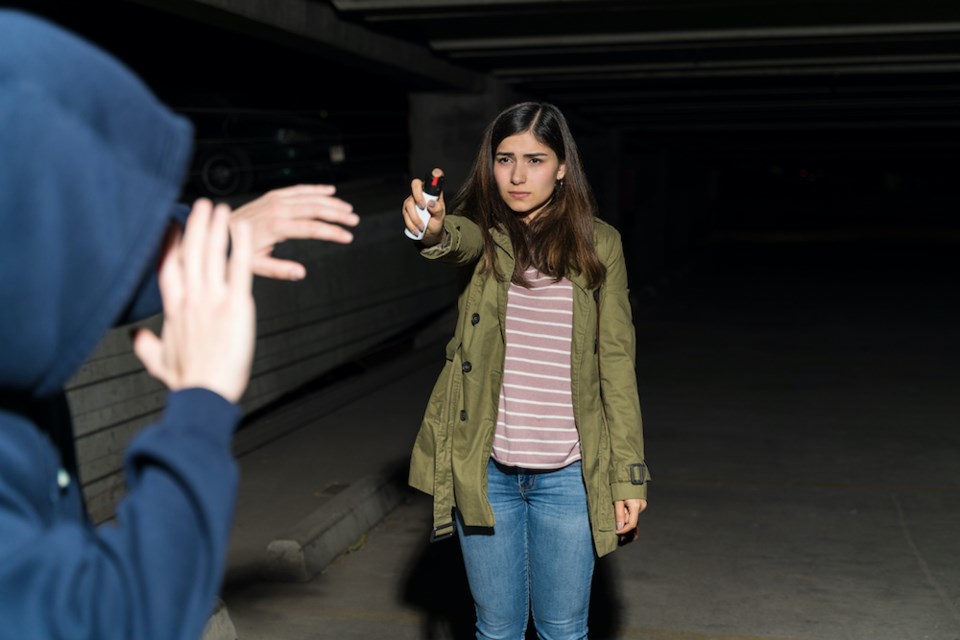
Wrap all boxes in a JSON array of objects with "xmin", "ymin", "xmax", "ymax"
[{"xmin": 495, "ymin": 152, "xmax": 548, "ymax": 158}]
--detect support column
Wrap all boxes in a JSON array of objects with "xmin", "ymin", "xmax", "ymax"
[{"xmin": 408, "ymin": 79, "xmax": 521, "ymax": 196}]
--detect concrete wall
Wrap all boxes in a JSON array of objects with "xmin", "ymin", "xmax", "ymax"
[
  {"xmin": 409, "ymin": 79, "xmax": 522, "ymax": 197},
  {"xmin": 616, "ymin": 145, "xmax": 718, "ymax": 293},
  {"xmin": 67, "ymin": 179, "xmax": 460, "ymax": 523}
]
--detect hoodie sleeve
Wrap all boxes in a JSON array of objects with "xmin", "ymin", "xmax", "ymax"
[{"xmin": 0, "ymin": 388, "xmax": 240, "ymax": 640}]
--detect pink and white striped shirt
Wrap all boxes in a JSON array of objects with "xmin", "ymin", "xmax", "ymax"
[{"xmin": 492, "ymin": 267, "xmax": 581, "ymax": 469}]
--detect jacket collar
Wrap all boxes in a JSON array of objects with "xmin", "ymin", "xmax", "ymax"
[
  {"xmin": 490, "ymin": 226, "xmax": 593, "ymax": 294},
  {"xmin": 490, "ymin": 226, "xmax": 513, "ymax": 259}
]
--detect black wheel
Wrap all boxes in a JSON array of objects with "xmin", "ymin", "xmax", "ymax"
[{"xmin": 196, "ymin": 148, "xmax": 253, "ymax": 197}]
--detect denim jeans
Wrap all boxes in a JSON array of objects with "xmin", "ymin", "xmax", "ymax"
[{"xmin": 457, "ymin": 458, "xmax": 595, "ymax": 640}]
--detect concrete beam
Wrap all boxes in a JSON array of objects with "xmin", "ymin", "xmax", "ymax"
[
  {"xmin": 431, "ymin": 22, "xmax": 960, "ymax": 52},
  {"xmin": 123, "ymin": 0, "xmax": 484, "ymax": 92}
]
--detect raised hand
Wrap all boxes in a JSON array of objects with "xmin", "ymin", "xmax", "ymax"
[
  {"xmin": 133, "ymin": 199, "xmax": 256, "ymax": 403},
  {"xmin": 229, "ymin": 184, "xmax": 359, "ymax": 281}
]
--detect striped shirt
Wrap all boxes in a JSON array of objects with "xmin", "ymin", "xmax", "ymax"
[{"xmin": 492, "ymin": 267, "xmax": 581, "ymax": 469}]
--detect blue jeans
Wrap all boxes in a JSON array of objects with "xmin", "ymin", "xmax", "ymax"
[{"xmin": 457, "ymin": 458, "xmax": 595, "ymax": 640}]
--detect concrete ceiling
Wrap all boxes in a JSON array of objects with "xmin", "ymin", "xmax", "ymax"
[
  {"xmin": 28, "ymin": 0, "xmax": 960, "ymax": 137},
  {"xmin": 323, "ymin": 0, "xmax": 960, "ymax": 133}
]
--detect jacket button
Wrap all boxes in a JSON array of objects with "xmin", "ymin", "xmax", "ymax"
[
  {"xmin": 460, "ymin": 410, "xmax": 468, "ymax": 421},
  {"xmin": 462, "ymin": 361, "xmax": 472, "ymax": 373},
  {"xmin": 471, "ymin": 313, "xmax": 480, "ymax": 325}
]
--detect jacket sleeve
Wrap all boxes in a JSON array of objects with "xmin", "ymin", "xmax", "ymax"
[
  {"xmin": 416, "ymin": 214, "xmax": 484, "ymax": 267},
  {"xmin": 0, "ymin": 387, "xmax": 240, "ymax": 640},
  {"xmin": 597, "ymin": 226, "xmax": 650, "ymax": 502}
]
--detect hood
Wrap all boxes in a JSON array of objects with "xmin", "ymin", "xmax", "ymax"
[{"xmin": 0, "ymin": 10, "xmax": 194, "ymax": 396}]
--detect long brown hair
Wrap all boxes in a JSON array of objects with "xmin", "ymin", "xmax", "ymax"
[{"xmin": 451, "ymin": 102, "xmax": 606, "ymax": 288}]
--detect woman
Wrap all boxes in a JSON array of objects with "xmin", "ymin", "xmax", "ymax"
[{"xmin": 401, "ymin": 102, "xmax": 650, "ymax": 640}]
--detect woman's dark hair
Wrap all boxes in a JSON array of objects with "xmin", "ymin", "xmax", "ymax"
[{"xmin": 451, "ymin": 101, "xmax": 606, "ymax": 288}]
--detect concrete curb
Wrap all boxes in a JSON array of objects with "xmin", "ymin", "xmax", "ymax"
[
  {"xmin": 208, "ymin": 338, "xmax": 435, "ymax": 637},
  {"xmin": 202, "ymin": 598, "xmax": 238, "ymax": 640},
  {"xmin": 263, "ymin": 472, "xmax": 411, "ymax": 583},
  {"xmin": 204, "ymin": 465, "xmax": 411, "ymax": 638}
]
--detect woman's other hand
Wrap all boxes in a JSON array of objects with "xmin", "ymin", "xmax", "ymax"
[{"xmin": 615, "ymin": 498, "xmax": 648, "ymax": 544}]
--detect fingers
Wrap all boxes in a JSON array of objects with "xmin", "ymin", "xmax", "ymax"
[
  {"xmin": 229, "ymin": 188, "xmax": 349, "ymax": 228},
  {"xmin": 244, "ymin": 214, "xmax": 353, "ymax": 280},
  {"xmin": 614, "ymin": 499, "xmax": 641, "ymax": 545},
  {"xmin": 615, "ymin": 501, "xmax": 628, "ymax": 532},
  {"xmin": 179, "ymin": 198, "xmax": 256, "ymax": 402},
  {"xmin": 410, "ymin": 176, "xmax": 425, "ymax": 207},
  {"xmin": 206, "ymin": 203, "xmax": 231, "ymax": 291},
  {"xmin": 402, "ymin": 195, "xmax": 424, "ymax": 236},
  {"xmin": 404, "ymin": 168, "xmax": 446, "ymax": 245},
  {"xmin": 429, "ymin": 192, "xmax": 446, "ymax": 220},
  {"xmin": 268, "ymin": 217, "xmax": 355, "ymax": 244},
  {"xmin": 182, "ymin": 199, "xmax": 212, "ymax": 299},
  {"xmin": 251, "ymin": 256, "xmax": 306, "ymax": 282},
  {"xmin": 264, "ymin": 183, "xmax": 338, "ymax": 199},
  {"xmin": 229, "ymin": 188, "xmax": 359, "ymax": 282},
  {"xmin": 615, "ymin": 499, "xmax": 645, "ymax": 533},
  {"xmin": 623, "ymin": 501, "xmax": 640, "ymax": 531},
  {"xmin": 274, "ymin": 196, "xmax": 358, "ymax": 223},
  {"xmin": 230, "ymin": 189, "xmax": 357, "ymax": 226},
  {"xmin": 184, "ymin": 198, "xmax": 252, "ymax": 293},
  {"xmin": 134, "ymin": 199, "xmax": 257, "ymax": 402}
]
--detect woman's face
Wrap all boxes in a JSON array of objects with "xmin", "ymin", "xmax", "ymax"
[{"xmin": 493, "ymin": 130, "xmax": 566, "ymax": 223}]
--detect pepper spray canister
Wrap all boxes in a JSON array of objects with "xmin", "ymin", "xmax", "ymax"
[{"xmin": 405, "ymin": 171, "xmax": 444, "ymax": 240}]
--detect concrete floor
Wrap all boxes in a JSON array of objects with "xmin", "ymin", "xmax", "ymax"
[{"xmin": 219, "ymin": 242, "xmax": 960, "ymax": 640}]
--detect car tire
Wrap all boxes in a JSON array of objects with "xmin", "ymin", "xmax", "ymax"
[{"xmin": 196, "ymin": 147, "xmax": 254, "ymax": 197}]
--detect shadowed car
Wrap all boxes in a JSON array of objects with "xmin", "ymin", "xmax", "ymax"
[{"xmin": 178, "ymin": 109, "xmax": 346, "ymax": 198}]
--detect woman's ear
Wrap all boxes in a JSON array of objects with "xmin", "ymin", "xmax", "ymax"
[{"xmin": 557, "ymin": 164, "xmax": 567, "ymax": 181}]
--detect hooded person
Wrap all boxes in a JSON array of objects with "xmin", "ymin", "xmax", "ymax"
[{"xmin": 0, "ymin": 9, "xmax": 332, "ymax": 639}]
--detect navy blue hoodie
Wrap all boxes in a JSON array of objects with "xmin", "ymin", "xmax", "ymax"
[{"xmin": 0, "ymin": 11, "xmax": 242, "ymax": 639}]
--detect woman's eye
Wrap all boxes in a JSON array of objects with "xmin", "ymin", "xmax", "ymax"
[
  {"xmin": 529, "ymin": 158, "xmax": 542, "ymax": 164},
  {"xmin": 496, "ymin": 156, "xmax": 511, "ymax": 164}
]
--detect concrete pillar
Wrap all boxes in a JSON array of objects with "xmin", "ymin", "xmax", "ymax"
[
  {"xmin": 620, "ymin": 149, "xmax": 670, "ymax": 289},
  {"xmin": 577, "ymin": 129, "xmax": 625, "ymax": 228},
  {"xmin": 620, "ymin": 147, "xmax": 720, "ymax": 302},
  {"xmin": 408, "ymin": 78, "xmax": 521, "ymax": 197}
]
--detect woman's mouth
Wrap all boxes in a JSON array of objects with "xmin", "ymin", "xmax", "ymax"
[{"xmin": 509, "ymin": 191, "xmax": 531, "ymax": 199}]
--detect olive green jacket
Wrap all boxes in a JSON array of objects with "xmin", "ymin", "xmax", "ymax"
[{"xmin": 407, "ymin": 214, "xmax": 649, "ymax": 558}]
